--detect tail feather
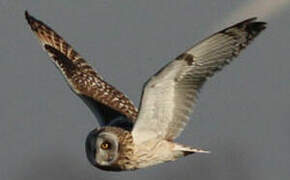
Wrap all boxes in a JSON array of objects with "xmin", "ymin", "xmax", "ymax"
[
  {"xmin": 173, "ymin": 143, "xmax": 211, "ymax": 157},
  {"xmin": 182, "ymin": 148, "xmax": 211, "ymax": 156}
]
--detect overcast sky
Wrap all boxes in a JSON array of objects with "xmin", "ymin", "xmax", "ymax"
[{"xmin": 0, "ymin": 0, "xmax": 289, "ymax": 180}]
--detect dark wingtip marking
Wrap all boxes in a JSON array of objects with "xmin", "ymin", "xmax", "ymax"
[
  {"xmin": 24, "ymin": 10, "xmax": 29, "ymax": 18},
  {"xmin": 243, "ymin": 19, "xmax": 267, "ymax": 43},
  {"xmin": 25, "ymin": 10, "xmax": 32, "ymax": 26},
  {"xmin": 25, "ymin": 10, "xmax": 33, "ymax": 25},
  {"xmin": 246, "ymin": 21, "xmax": 267, "ymax": 36},
  {"xmin": 221, "ymin": 17, "xmax": 267, "ymax": 34},
  {"xmin": 25, "ymin": 10, "xmax": 39, "ymax": 31}
]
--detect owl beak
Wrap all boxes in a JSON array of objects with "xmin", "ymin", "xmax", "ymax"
[{"xmin": 107, "ymin": 155, "xmax": 114, "ymax": 162}]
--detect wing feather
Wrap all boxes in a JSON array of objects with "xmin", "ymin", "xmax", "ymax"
[
  {"xmin": 25, "ymin": 11, "xmax": 138, "ymax": 125},
  {"xmin": 132, "ymin": 18, "xmax": 266, "ymax": 144}
]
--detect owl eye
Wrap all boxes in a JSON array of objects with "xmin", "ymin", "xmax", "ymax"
[{"xmin": 100, "ymin": 141, "xmax": 111, "ymax": 150}]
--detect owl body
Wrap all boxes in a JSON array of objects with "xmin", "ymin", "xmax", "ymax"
[
  {"xmin": 86, "ymin": 126, "xmax": 196, "ymax": 171},
  {"xmin": 25, "ymin": 11, "xmax": 266, "ymax": 171},
  {"xmin": 132, "ymin": 138, "xmax": 190, "ymax": 169}
]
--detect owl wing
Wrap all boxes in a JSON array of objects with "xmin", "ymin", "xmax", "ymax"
[
  {"xmin": 132, "ymin": 18, "xmax": 266, "ymax": 144},
  {"xmin": 25, "ymin": 11, "xmax": 138, "ymax": 126}
]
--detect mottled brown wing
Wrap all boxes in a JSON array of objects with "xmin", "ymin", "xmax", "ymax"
[
  {"xmin": 132, "ymin": 18, "xmax": 266, "ymax": 144},
  {"xmin": 25, "ymin": 11, "xmax": 138, "ymax": 125}
]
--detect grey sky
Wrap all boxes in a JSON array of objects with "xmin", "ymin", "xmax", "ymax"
[{"xmin": 0, "ymin": 0, "xmax": 289, "ymax": 179}]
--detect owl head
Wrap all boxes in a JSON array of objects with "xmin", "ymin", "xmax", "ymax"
[{"xmin": 85, "ymin": 127, "xmax": 134, "ymax": 171}]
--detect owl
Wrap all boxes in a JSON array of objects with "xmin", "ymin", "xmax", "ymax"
[{"xmin": 25, "ymin": 11, "xmax": 266, "ymax": 171}]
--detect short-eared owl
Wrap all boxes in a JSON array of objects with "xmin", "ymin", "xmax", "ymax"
[{"xmin": 25, "ymin": 11, "xmax": 266, "ymax": 171}]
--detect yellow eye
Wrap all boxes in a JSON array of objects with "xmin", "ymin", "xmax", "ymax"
[{"xmin": 101, "ymin": 141, "xmax": 111, "ymax": 150}]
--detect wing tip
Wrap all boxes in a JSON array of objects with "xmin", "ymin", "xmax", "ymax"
[
  {"xmin": 246, "ymin": 20, "xmax": 267, "ymax": 37},
  {"xmin": 223, "ymin": 17, "xmax": 267, "ymax": 33},
  {"xmin": 24, "ymin": 10, "xmax": 32, "ymax": 24},
  {"xmin": 24, "ymin": 10, "xmax": 29, "ymax": 18},
  {"xmin": 238, "ymin": 17, "xmax": 267, "ymax": 36},
  {"xmin": 24, "ymin": 10, "xmax": 38, "ymax": 31},
  {"xmin": 219, "ymin": 17, "xmax": 267, "ymax": 44}
]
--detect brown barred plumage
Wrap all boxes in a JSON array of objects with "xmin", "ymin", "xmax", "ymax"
[{"xmin": 25, "ymin": 11, "xmax": 138, "ymax": 124}]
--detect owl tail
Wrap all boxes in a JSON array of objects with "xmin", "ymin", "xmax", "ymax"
[{"xmin": 173, "ymin": 143, "xmax": 211, "ymax": 156}]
